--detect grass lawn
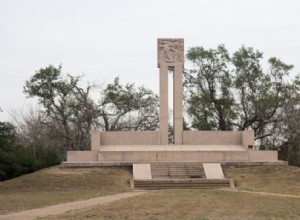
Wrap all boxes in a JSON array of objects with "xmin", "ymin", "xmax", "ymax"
[
  {"xmin": 42, "ymin": 189, "xmax": 300, "ymax": 220},
  {"xmin": 0, "ymin": 166, "xmax": 132, "ymax": 214},
  {"xmin": 224, "ymin": 165, "xmax": 300, "ymax": 195},
  {"xmin": 2, "ymin": 164, "xmax": 300, "ymax": 219},
  {"xmin": 42, "ymin": 165, "xmax": 300, "ymax": 220}
]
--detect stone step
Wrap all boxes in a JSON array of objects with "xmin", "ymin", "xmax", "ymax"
[
  {"xmin": 150, "ymin": 163, "xmax": 206, "ymax": 179},
  {"xmin": 134, "ymin": 179, "xmax": 230, "ymax": 189}
]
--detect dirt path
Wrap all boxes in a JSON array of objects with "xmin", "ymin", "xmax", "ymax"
[
  {"xmin": 0, "ymin": 191, "xmax": 147, "ymax": 220},
  {"xmin": 221, "ymin": 188, "xmax": 300, "ymax": 198}
]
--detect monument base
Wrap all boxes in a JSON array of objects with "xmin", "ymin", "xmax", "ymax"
[{"xmin": 63, "ymin": 145, "xmax": 281, "ymax": 165}]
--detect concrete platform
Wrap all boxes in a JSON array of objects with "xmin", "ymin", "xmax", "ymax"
[
  {"xmin": 98, "ymin": 145, "xmax": 247, "ymax": 152},
  {"xmin": 61, "ymin": 160, "xmax": 288, "ymax": 168}
]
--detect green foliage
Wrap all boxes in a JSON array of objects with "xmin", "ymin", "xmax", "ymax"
[
  {"xmin": 24, "ymin": 65, "xmax": 98, "ymax": 152},
  {"xmin": 0, "ymin": 121, "xmax": 59, "ymax": 181},
  {"xmin": 232, "ymin": 47, "xmax": 293, "ymax": 141},
  {"xmin": 185, "ymin": 45, "xmax": 296, "ymax": 146},
  {"xmin": 185, "ymin": 45, "xmax": 236, "ymax": 131},
  {"xmin": 23, "ymin": 66, "xmax": 159, "ymax": 158},
  {"xmin": 99, "ymin": 77, "xmax": 159, "ymax": 131},
  {"xmin": 278, "ymin": 142, "xmax": 300, "ymax": 167}
]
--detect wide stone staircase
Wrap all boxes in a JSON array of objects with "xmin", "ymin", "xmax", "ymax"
[
  {"xmin": 133, "ymin": 162, "xmax": 231, "ymax": 189},
  {"xmin": 151, "ymin": 162, "xmax": 206, "ymax": 179}
]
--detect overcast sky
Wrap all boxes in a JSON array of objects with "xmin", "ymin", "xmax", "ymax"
[{"xmin": 1, "ymin": 0, "xmax": 300, "ymax": 121}]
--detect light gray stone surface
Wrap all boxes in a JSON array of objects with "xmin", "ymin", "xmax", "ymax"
[
  {"xmin": 203, "ymin": 163, "xmax": 225, "ymax": 179},
  {"xmin": 157, "ymin": 38, "xmax": 184, "ymax": 67},
  {"xmin": 248, "ymin": 150, "xmax": 278, "ymax": 161},
  {"xmin": 67, "ymin": 151, "xmax": 98, "ymax": 162},
  {"xmin": 98, "ymin": 145, "xmax": 246, "ymax": 152},
  {"xmin": 242, "ymin": 130, "xmax": 255, "ymax": 149},
  {"xmin": 183, "ymin": 131, "xmax": 243, "ymax": 145},
  {"xmin": 133, "ymin": 164, "xmax": 152, "ymax": 179},
  {"xmin": 159, "ymin": 64, "xmax": 169, "ymax": 145}
]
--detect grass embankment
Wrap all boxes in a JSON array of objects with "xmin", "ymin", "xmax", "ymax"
[
  {"xmin": 43, "ymin": 189, "xmax": 300, "ymax": 220},
  {"xmin": 43, "ymin": 165, "xmax": 300, "ymax": 220},
  {"xmin": 224, "ymin": 165, "xmax": 300, "ymax": 195},
  {"xmin": 0, "ymin": 166, "xmax": 132, "ymax": 214}
]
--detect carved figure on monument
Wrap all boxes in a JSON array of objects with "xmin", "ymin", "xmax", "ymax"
[{"xmin": 158, "ymin": 39, "xmax": 184, "ymax": 67}]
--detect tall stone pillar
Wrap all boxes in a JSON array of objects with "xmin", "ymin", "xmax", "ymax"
[
  {"xmin": 159, "ymin": 64, "xmax": 169, "ymax": 145},
  {"xmin": 158, "ymin": 38, "xmax": 184, "ymax": 145},
  {"xmin": 174, "ymin": 64, "xmax": 183, "ymax": 144}
]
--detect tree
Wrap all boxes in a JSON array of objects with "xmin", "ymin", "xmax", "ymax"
[
  {"xmin": 185, "ymin": 45, "xmax": 236, "ymax": 131},
  {"xmin": 10, "ymin": 106, "xmax": 62, "ymax": 161},
  {"xmin": 24, "ymin": 65, "xmax": 98, "ymax": 152},
  {"xmin": 232, "ymin": 47, "xmax": 293, "ymax": 142},
  {"xmin": 23, "ymin": 66, "xmax": 159, "ymax": 158},
  {"xmin": 185, "ymin": 45, "xmax": 296, "ymax": 147},
  {"xmin": 0, "ymin": 119, "xmax": 59, "ymax": 181},
  {"xmin": 277, "ymin": 76, "xmax": 300, "ymax": 165},
  {"xmin": 98, "ymin": 77, "xmax": 159, "ymax": 131},
  {"xmin": 0, "ymin": 121, "xmax": 19, "ymax": 180}
]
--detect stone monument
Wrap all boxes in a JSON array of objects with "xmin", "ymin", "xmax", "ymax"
[
  {"xmin": 63, "ymin": 38, "xmax": 281, "ymax": 167},
  {"xmin": 158, "ymin": 38, "xmax": 184, "ymax": 145}
]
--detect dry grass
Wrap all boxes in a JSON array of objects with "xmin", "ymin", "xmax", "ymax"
[
  {"xmin": 3, "ymin": 164, "xmax": 300, "ymax": 219},
  {"xmin": 42, "ymin": 189, "xmax": 300, "ymax": 220},
  {"xmin": 224, "ymin": 165, "xmax": 300, "ymax": 195},
  {"xmin": 42, "ymin": 165, "xmax": 300, "ymax": 220},
  {"xmin": 0, "ymin": 166, "xmax": 132, "ymax": 214}
]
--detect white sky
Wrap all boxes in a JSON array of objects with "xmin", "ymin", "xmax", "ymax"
[{"xmin": 1, "ymin": 0, "xmax": 300, "ymax": 121}]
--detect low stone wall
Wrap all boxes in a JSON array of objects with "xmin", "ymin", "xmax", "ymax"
[
  {"xmin": 183, "ymin": 131, "xmax": 242, "ymax": 145},
  {"xmin": 183, "ymin": 130, "xmax": 254, "ymax": 149},
  {"xmin": 67, "ymin": 151, "xmax": 98, "ymax": 162},
  {"xmin": 91, "ymin": 131, "xmax": 160, "ymax": 150},
  {"xmin": 248, "ymin": 150, "xmax": 278, "ymax": 161},
  {"xmin": 242, "ymin": 130, "xmax": 255, "ymax": 149}
]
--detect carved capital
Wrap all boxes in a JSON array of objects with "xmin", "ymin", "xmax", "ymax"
[{"xmin": 158, "ymin": 38, "xmax": 184, "ymax": 67}]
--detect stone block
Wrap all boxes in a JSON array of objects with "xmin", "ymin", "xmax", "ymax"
[
  {"xmin": 123, "ymin": 152, "xmax": 153, "ymax": 161},
  {"xmin": 157, "ymin": 38, "xmax": 184, "ymax": 67},
  {"xmin": 173, "ymin": 92, "xmax": 183, "ymax": 119},
  {"xmin": 248, "ymin": 150, "xmax": 278, "ymax": 161},
  {"xmin": 183, "ymin": 131, "xmax": 242, "ymax": 145},
  {"xmin": 174, "ymin": 119, "xmax": 183, "ymax": 145},
  {"xmin": 133, "ymin": 164, "xmax": 152, "ymax": 179},
  {"xmin": 203, "ymin": 152, "xmax": 224, "ymax": 162},
  {"xmin": 174, "ymin": 65, "xmax": 183, "ymax": 93},
  {"xmin": 242, "ymin": 130, "xmax": 255, "ymax": 149},
  {"xmin": 98, "ymin": 152, "xmax": 124, "ymax": 161},
  {"xmin": 156, "ymin": 152, "xmax": 166, "ymax": 161},
  {"xmin": 67, "ymin": 151, "xmax": 98, "ymax": 162},
  {"xmin": 159, "ymin": 92, "xmax": 168, "ymax": 119},
  {"xmin": 100, "ymin": 131, "xmax": 160, "ymax": 145},
  {"xmin": 159, "ymin": 65, "xmax": 168, "ymax": 93},
  {"xmin": 91, "ymin": 130, "xmax": 101, "ymax": 151},
  {"xmin": 203, "ymin": 163, "xmax": 225, "ymax": 179},
  {"xmin": 224, "ymin": 152, "xmax": 249, "ymax": 161},
  {"xmin": 160, "ymin": 118, "xmax": 169, "ymax": 145},
  {"xmin": 165, "ymin": 152, "xmax": 188, "ymax": 161}
]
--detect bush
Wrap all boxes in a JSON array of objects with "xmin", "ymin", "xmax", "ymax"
[{"xmin": 0, "ymin": 122, "xmax": 59, "ymax": 181}]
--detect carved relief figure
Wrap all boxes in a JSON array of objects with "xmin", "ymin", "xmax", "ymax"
[{"xmin": 158, "ymin": 39, "xmax": 184, "ymax": 65}]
